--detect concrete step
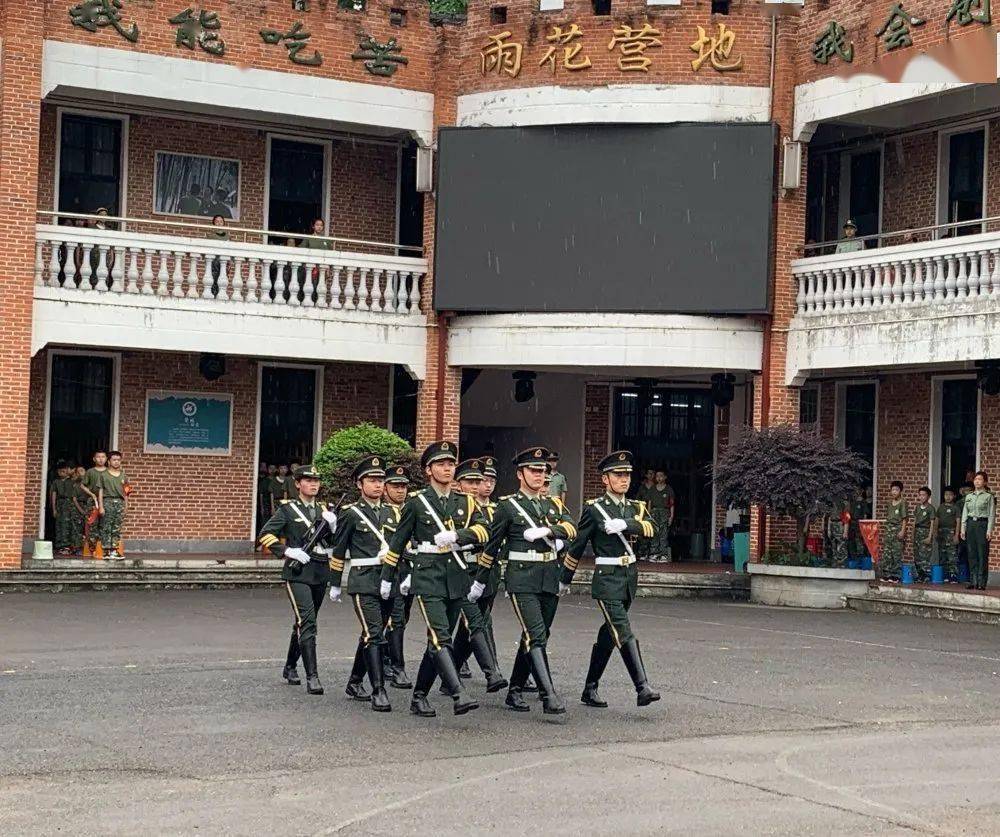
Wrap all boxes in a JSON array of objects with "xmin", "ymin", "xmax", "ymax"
[
  {"xmin": 846, "ymin": 585, "xmax": 1000, "ymax": 626},
  {"xmin": 573, "ymin": 568, "xmax": 749, "ymax": 600}
]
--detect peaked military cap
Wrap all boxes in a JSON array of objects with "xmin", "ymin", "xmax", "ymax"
[
  {"xmin": 599, "ymin": 450, "xmax": 634, "ymax": 474},
  {"xmin": 456, "ymin": 458, "xmax": 484, "ymax": 481},
  {"xmin": 513, "ymin": 447, "xmax": 552, "ymax": 469},
  {"xmin": 547, "ymin": 450, "xmax": 561, "ymax": 461},
  {"xmin": 481, "ymin": 456, "xmax": 498, "ymax": 478},
  {"xmin": 352, "ymin": 455, "xmax": 386, "ymax": 481},
  {"xmin": 421, "ymin": 440, "xmax": 458, "ymax": 468},
  {"xmin": 385, "ymin": 464, "xmax": 410, "ymax": 484},
  {"xmin": 293, "ymin": 464, "xmax": 321, "ymax": 480}
]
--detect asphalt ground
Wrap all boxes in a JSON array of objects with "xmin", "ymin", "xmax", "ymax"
[{"xmin": 1, "ymin": 589, "xmax": 998, "ymax": 836}]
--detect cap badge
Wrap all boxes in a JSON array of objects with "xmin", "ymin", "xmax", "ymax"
[
  {"xmin": 619, "ymin": 453, "xmax": 627, "ymax": 460},
  {"xmin": 534, "ymin": 449, "xmax": 542, "ymax": 457},
  {"xmin": 372, "ymin": 457, "xmax": 380, "ymax": 466}
]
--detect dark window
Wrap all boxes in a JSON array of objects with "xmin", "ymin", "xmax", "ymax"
[
  {"xmin": 490, "ymin": 6, "xmax": 507, "ymax": 24},
  {"xmin": 945, "ymin": 129, "xmax": 985, "ymax": 237},
  {"xmin": 592, "ymin": 0, "xmax": 611, "ymax": 15},
  {"xmin": 391, "ymin": 365, "xmax": 418, "ymax": 446},
  {"xmin": 799, "ymin": 387, "xmax": 819, "ymax": 432},
  {"xmin": 711, "ymin": 0, "xmax": 730, "ymax": 14},
  {"xmin": 843, "ymin": 383, "xmax": 876, "ymax": 491},
  {"xmin": 258, "ymin": 366, "xmax": 317, "ymax": 467},
  {"xmin": 398, "ymin": 140, "xmax": 425, "ymax": 257},
  {"xmin": 58, "ymin": 113, "xmax": 122, "ymax": 219},
  {"xmin": 267, "ymin": 138, "xmax": 325, "ymax": 244},
  {"xmin": 940, "ymin": 379, "xmax": 978, "ymax": 492},
  {"xmin": 389, "ymin": 7, "xmax": 406, "ymax": 25},
  {"xmin": 848, "ymin": 149, "xmax": 881, "ymax": 245}
]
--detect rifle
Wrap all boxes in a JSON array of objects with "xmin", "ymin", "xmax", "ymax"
[{"xmin": 286, "ymin": 493, "xmax": 347, "ymax": 576}]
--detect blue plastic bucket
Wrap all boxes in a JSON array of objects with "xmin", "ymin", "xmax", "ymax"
[
  {"xmin": 860, "ymin": 556, "xmax": 873, "ymax": 571},
  {"xmin": 846, "ymin": 559, "xmax": 860, "ymax": 570},
  {"xmin": 901, "ymin": 564, "xmax": 915, "ymax": 585},
  {"xmin": 931, "ymin": 565, "xmax": 945, "ymax": 584}
]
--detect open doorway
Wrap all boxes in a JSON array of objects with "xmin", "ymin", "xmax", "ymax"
[
  {"xmin": 266, "ymin": 136, "xmax": 329, "ymax": 243},
  {"xmin": 57, "ymin": 111, "xmax": 125, "ymax": 219}
]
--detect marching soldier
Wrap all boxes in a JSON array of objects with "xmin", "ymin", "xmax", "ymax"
[
  {"xmin": 565, "ymin": 450, "xmax": 661, "ymax": 709},
  {"xmin": 380, "ymin": 441, "xmax": 491, "ymax": 717},
  {"xmin": 381, "ymin": 464, "xmax": 414, "ymax": 689},
  {"xmin": 328, "ymin": 456, "xmax": 394, "ymax": 712},
  {"xmin": 258, "ymin": 464, "xmax": 337, "ymax": 695},
  {"xmin": 444, "ymin": 459, "xmax": 508, "ymax": 695},
  {"xmin": 471, "ymin": 447, "xmax": 578, "ymax": 715}
]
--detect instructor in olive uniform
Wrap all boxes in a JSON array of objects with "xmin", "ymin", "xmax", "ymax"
[
  {"xmin": 328, "ymin": 456, "xmax": 394, "ymax": 712},
  {"xmin": 259, "ymin": 465, "xmax": 337, "ymax": 695},
  {"xmin": 565, "ymin": 450, "xmax": 661, "ymax": 708},
  {"xmin": 381, "ymin": 441, "xmax": 491, "ymax": 717},
  {"xmin": 471, "ymin": 447, "xmax": 578, "ymax": 715}
]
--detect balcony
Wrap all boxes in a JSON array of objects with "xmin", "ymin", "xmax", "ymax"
[
  {"xmin": 786, "ymin": 219, "xmax": 1000, "ymax": 385},
  {"xmin": 32, "ymin": 214, "xmax": 428, "ymax": 378}
]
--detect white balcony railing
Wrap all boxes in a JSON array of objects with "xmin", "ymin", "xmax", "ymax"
[
  {"xmin": 34, "ymin": 216, "xmax": 425, "ymax": 316},
  {"xmin": 792, "ymin": 230, "xmax": 1000, "ymax": 317}
]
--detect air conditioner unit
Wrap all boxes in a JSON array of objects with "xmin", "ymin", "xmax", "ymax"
[
  {"xmin": 416, "ymin": 146, "xmax": 434, "ymax": 193},
  {"xmin": 782, "ymin": 140, "xmax": 802, "ymax": 190}
]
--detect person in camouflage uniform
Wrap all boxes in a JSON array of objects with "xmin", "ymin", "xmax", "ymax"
[
  {"xmin": 911, "ymin": 487, "xmax": 936, "ymax": 582},
  {"xmin": 826, "ymin": 502, "xmax": 849, "ymax": 568},
  {"xmin": 881, "ymin": 480, "xmax": 908, "ymax": 582},
  {"xmin": 936, "ymin": 486, "xmax": 961, "ymax": 581},
  {"xmin": 70, "ymin": 466, "xmax": 97, "ymax": 555},
  {"xmin": 99, "ymin": 451, "xmax": 129, "ymax": 559},
  {"xmin": 49, "ymin": 462, "xmax": 76, "ymax": 554},
  {"xmin": 846, "ymin": 484, "xmax": 869, "ymax": 562}
]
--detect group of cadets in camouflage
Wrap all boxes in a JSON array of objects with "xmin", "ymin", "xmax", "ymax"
[
  {"xmin": 257, "ymin": 441, "xmax": 662, "ymax": 717},
  {"xmin": 49, "ymin": 450, "xmax": 129, "ymax": 558}
]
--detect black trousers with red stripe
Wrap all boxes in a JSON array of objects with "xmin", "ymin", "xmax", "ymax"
[{"xmin": 285, "ymin": 581, "xmax": 326, "ymax": 645}]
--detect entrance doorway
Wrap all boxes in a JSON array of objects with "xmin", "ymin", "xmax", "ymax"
[
  {"xmin": 266, "ymin": 136, "xmax": 329, "ymax": 242},
  {"xmin": 44, "ymin": 352, "xmax": 118, "ymax": 539},
  {"xmin": 933, "ymin": 378, "xmax": 978, "ymax": 498},
  {"xmin": 57, "ymin": 111, "xmax": 125, "ymax": 218},
  {"xmin": 612, "ymin": 386, "xmax": 715, "ymax": 562},
  {"xmin": 939, "ymin": 126, "xmax": 986, "ymax": 238},
  {"xmin": 843, "ymin": 147, "xmax": 881, "ymax": 244}
]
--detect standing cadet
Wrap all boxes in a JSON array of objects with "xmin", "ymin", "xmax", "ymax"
[
  {"xmin": 382, "ymin": 464, "xmax": 413, "ymax": 689},
  {"xmin": 268, "ymin": 465, "xmax": 293, "ymax": 515},
  {"xmin": 380, "ymin": 441, "xmax": 491, "ymax": 717},
  {"xmin": 936, "ymin": 486, "xmax": 961, "ymax": 582},
  {"xmin": 912, "ymin": 486, "xmax": 936, "ymax": 583},
  {"xmin": 49, "ymin": 462, "xmax": 76, "ymax": 556},
  {"xmin": 961, "ymin": 470, "xmax": 995, "ymax": 590},
  {"xmin": 99, "ymin": 451, "xmax": 129, "ymax": 560},
  {"xmin": 565, "ymin": 450, "xmax": 661, "ymax": 709},
  {"xmin": 70, "ymin": 465, "xmax": 97, "ymax": 556},
  {"xmin": 471, "ymin": 447, "xmax": 578, "ymax": 715},
  {"xmin": 328, "ymin": 456, "xmax": 393, "ymax": 712},
  {"xmin": 83, "ymin": 451, "xmax": 108, "ymax": 557},
  {"xmin": 258, "ymin": 465, "xmax": 338, "ymax": 694},
  {"xmin": 881, "ymin": 480, "xmax": 908, "ymax": 583},
  {"xmin": 847, "ymin": 484, "xmax": 868, "ymax": 563},
  {"xmin": 645, "ymin": 470, "xmax": 675, "ymax": 562},
  {"xmin": 446, "ymin": 459, "xmax": 508, "ymax": 695}
]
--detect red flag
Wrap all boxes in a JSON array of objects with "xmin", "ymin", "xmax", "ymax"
[{"xmin": 859, "ymin": 519, "xmax": 880, "ymax": 564}]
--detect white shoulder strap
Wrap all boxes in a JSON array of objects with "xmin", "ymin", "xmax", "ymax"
[
  {"xmin": 591, "ymin": 499, "xmax": 635, "ymax": 559},
  {"xmin": 287, "ymin": 501, "xmax": 312, "ymax": 528},
  {"xmin": 349, "ymin": 505, "xmax": 389, "ymax": 551},
  {"xmin": 508, "ymin": 497, "xmax": 556, "ymax": 550},
  {"xmin": 417, "ymin": 493, "xmax": 467, "ymax": 570}
]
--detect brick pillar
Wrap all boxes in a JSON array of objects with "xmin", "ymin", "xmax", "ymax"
[
  {"xmin": 0, "ymin": 7, "xmax": 43, "ymax": 568},
  {"xmin": 415, "ymin": 23, "xmax": 462, "ymax": 451},
  {"xmin": 750, "ymin": 15, "xmax": 807, "ymax": 560}
]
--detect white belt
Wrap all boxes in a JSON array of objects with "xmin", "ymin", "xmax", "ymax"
[
  {"xmin": 595, "ymin": 555, "xmax": 636, "ymax": 566},
  {"xmin": 350, "ymin": 557, "xmax": 382, "ymax": 567},
  {"xmin": 416, "ymin": 542, "xmax": 449, "ymax": 554},
  {"xmin": 508, "ymin": 550, "xmax": 557, "ymax": 563}
]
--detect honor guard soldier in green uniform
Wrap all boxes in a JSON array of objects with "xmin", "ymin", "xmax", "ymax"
[
  {"xmin": 936, "ymin": 486, "xmax": 961, "ymax": 582},
  {"xmin": 443, "ymin": 459, "xmax": 508, "ymax": 696},
  {"xmin": 565, "ymin": 450, "xmax": 661, "ymax": 709},
  {"xmin": 328, "ymin": 456, "xmax": 394, "ymax": 712},
  {"xmin": 258, "ymin": 465, "xmax": 337, "ymax": 695},
  {"xmin": 381, "ymin": 441, "xmax": 491, "ymax": 717},
  {"xmin": 381, "ymin": 464, "xmax": 413, "ymax": 689},
  {"xmin": 472, "ymin": 447, "xmax": 578, "ymax": 715}
]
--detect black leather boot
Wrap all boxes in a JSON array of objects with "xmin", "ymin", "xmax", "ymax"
[
  {"xmin": 409, "ymin": 650, "xmax": 438, "ymax": 717},
  {"xmin": 581, "ymin": 642, "xmax": 613, "ymax": 708},
  {"xmin": 282, "ymin": 631, "xmax": 301, "ymax": 685},
  {"xmin": 470, "ymin": 632, "xmax": 509, "ymax": 693},
  {"xmin": 504, "ymin": 646, "xmax": 531, "ymax": 712},
  {"xmin": 300, "ymin": 638, "xmax": 324, "ymax": 695},
  {"xmin": 345, "ymin": 640, "xmax": 370, "ymax": 701},
  {"xmin": 365, "ymin": 643, "xmax": 392, "ymax": 713},
  {"xmin": 620, "ymin": 638, "xmax": 660, "ymax": 707},
  {"xmin": 528, "ymin": 646, "xmax": 565, "ymax": 715},
  {"xmin": 435, "ymin": 648, "xmax": 479, "ymax": 715},
  {"xmin": 387, "ymin": 628, "xmax": 412, "ymax": 690},
  {"xmin": 459, "ymin": 660, "xmax": 472, "ymax": 679}
]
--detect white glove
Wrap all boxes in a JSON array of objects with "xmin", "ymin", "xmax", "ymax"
[
  {"xmin": 322, "ymin": 509, "xmax": 338, "ymax": 527},
  {"xmin": 329, "ymin": 586, "xmax": 342, "ymax": 603},
  {"xmin": 558, "ymin": 582, "xmax": 571, "ymax": 597},
  {"xmin": 399, "ymin": 574, "xmax": 412, "ymax": 596},
  {"xmin": 467, "ymin": 580, "xmax": 485, "ymax": 603},
  {"xmin": 603, "ymin": 518, "xmax": 628, "ymax": 535},
  {"xmin": 380, "ymin": 579, "xmax": 392, "ymax": 600},
  {"xmin": 284, "ymin": 547, "xmax": 310, "ymax": 565},
  {"xmin": 376, "ymin": 545, "xmax": 389, "ymax": 561},
  {"xmin": 523, "ymin": 526, "xmax": 552, "ymax": 542},
  {"xmin": 434, "ymin": 530, "xmax": 458, "ymax": 548},
  {"xmin": 555, "ymin": 539, "xmax": 565, "ymax": 552}
]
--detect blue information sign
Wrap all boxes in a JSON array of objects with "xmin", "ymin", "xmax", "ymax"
[{"xmin": 144, "ymin": 391, "xmax": 233, "ymax": 456}]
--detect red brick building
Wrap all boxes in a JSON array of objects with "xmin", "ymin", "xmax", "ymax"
[{"xmin": 3, "ymin": 0, "xmax": 1000, "ymax": 572}]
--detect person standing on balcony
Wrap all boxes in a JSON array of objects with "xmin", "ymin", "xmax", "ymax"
[
  {"xmin": 834, "ymin": 219, "xmax": 864, "ymax": 254},
  {"xmin": 881, "ymin": 481, "xmax": 908, "ymax": 583},
  {"xmin": 961, "ymin": 471, "xmax": 994, "ymax": 591},
  {"xmin": 301, "ymin": 218, "xmax": 332, "ymax": 251}
]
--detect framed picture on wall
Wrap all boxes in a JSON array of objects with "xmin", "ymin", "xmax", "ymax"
[
  {"xmin": 144, "ymin": 390, "xmax": 233, "ymax": 456},
  {"xmin": 153, "ymin": 151, "xmax": 241, "ymax": 220}
]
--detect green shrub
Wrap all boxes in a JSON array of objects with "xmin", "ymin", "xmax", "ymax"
[
  {"xmin": 429, "ymin": 0, "xmax": 467, "ymax": 22},
  {"xmin": 314, "ymin": 423, "xmax": 419, "ymax": 501}
]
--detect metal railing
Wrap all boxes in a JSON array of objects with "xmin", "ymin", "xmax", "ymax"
[{"xmin": 802, "ymin": 215, "xmax": 999, "ymax": 257}]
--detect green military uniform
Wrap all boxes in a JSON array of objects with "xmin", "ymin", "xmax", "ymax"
[
  {"xmin": 474, "ymin": 447, "xmax": 577, "ymax": 715},
  {"xmin": 100, "ymin": 469, "xmax": 128, "ymax": 556},
  {"xmin": 961, "ymin": 488, "xmax": 995, "ymax": 589},
  {"xmin": 912, "ymin": 501, "xmax": 935, "ymax": 581},
  {"xmin": 644, "ymin": 482, "xmax": 674, "ymax": 562},
  {"xmin": 50, "ymin": 475, "xmax": 76, "ymax": 552},
  {"xmin": 881, "ymin": 498, "xmax": 908, "ymax": 581},
  {"xmin": 268, "ymin": 475, "xmax": 293, "ymax": 512},
  {"xmin": 329, "ymin": 456, "xmax": 394, "ymax": 711},
  {"xmin": 566, "ymin": 450, "xmax": 660, "ymax": 708},
  {"xmin": 71, "ymin": 479, "xmax": 96, "ymax": 553},
  {"xmin": 382, "ymin": 441, "xmax": 490, "ymax": 717},
  {"xmin": 847, "ymin": 494, "xmax": 868, "ymax": 560},
  {"xmin": 827, "ymin": 505, "xmax": 849, "ymax": 569},
  {"xmin": 82, "ymin": 466, "xmax": 107, "ymax": 551},
  {"xmin": 936, "ymin": 500, "xmax": 960, "ymax": 580},
  {"xmin": 258, "ymin": 465, "xmax": 334, "ymax": 694}
]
